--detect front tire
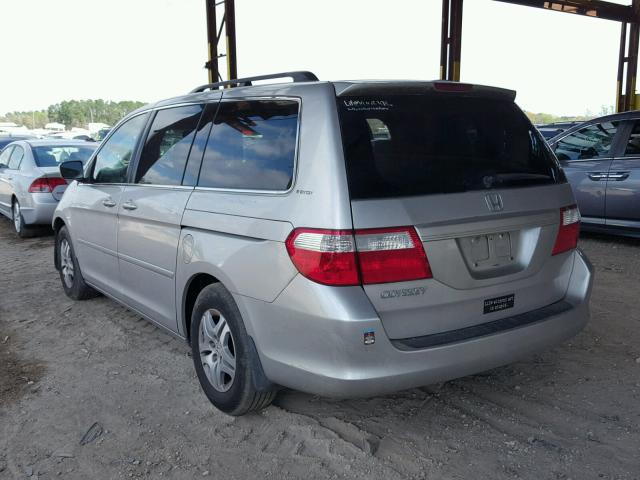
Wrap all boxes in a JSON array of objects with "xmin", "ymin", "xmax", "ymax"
[
  {"xmin": 191, "ymin": 283, "xmax": 276, "ymax": 415},
  {"xmin": 56, "ymin": 226, "xmax": 98, "ymax": 300}
]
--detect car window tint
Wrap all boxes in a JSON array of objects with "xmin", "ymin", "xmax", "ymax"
[
  {"xmin": 92, "ymin": 113, "xmax": 149, "ymax": 183},
  {"xmin": 0, "ymin": 146, "xmax": 13, "ymax": 167},
  {"xmin": 339, "ymin": 96, "xmax": 562, "ymax": 199},
  {"xmin": 197, "ymin": 100, "xmax": 298, "ymax": 191},
  {"xmin": 554, "ymin": 122, "xmax": 618, "ymax": 161},
  {"xmin": 136, "ymin": 105, "xmax": 204, "ymax": 185},
  {"xmin": 182, "ymin": 102, "xmax": 219, "ymax": 186},
  {"xmin": 8, "ymin": 145, "xmax": 24, "ymax": 169},
  {"xmin": 624, "ymin": 121, "xmax": 640, "ymax": 155}
]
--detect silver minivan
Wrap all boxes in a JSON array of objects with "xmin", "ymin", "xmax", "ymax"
[{"xmin": 53, "ymin": 72, "xmax": 593, "ymax": 415}]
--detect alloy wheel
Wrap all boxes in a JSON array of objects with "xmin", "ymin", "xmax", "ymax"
[
  {"xmin": 12, "ymin": 202, "xmax": 21, "ymax": 233},
  {"xmin": 198, "ymin": 309, "xmax": 236, "ymax": 392},
  {"xmin": 60, "ymin": 238, "xmax": 75, "ymax": 288}
]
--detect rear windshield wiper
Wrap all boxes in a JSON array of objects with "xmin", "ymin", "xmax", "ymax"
[{"xmin": 484, "ymin": 173, "xmax": 554, "ymax": 188}]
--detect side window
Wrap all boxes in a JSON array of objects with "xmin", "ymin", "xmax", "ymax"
[
  {"xmin": 197, "ymin": 100, "xmax": 299, "ymax": 191},
  {"xmin": 0, "ymin": 147, "xmax": 13, "ymax": 167},
  {"xmin": 92, "ymin": 113, "xmax": 149, "ymax": 183},
  {"xmin": 136, "ymin": 104, "xmax": 203, "ymax": 185},
  {"xmin": 554, "ymin": 122, "xmax": 618, "ymax": 161},
  {"xmin": 624, "ymin": 121, "xmax": 640, "ymax": 155},
  {"xmin": 8, "ymin": 146, "xmax": 24, "ymax": 169}
]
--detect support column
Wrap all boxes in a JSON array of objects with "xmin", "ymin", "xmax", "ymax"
[
  {"xmin": 440, "ymin": 0, "xmax": 464, "ymax": 81},
  {"xmin": 204, "ymin": 0, "xmax": 238, "ymax": 83}
]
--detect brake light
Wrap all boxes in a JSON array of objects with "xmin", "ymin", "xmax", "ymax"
[
  {"xmin": 285, "ymin": 229, "xmax": 359, "ymax": 286},
  {"xmin": 433, "ymin": 81, "xmax": 473, "ymax": 92},
  {"xmin": 28, "ymin": 177, "xmax": 67, "ymax": 193},
  {"xmin": 552, "ymin": 205, "xmax": 580, "ymax": 255},
  {"xmin": 285, "ymin": 226, "xmax": 432, "ymax": 286}
]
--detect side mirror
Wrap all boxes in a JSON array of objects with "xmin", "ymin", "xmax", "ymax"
[{"xmin": 60, "ymin": 160, "xmax": 86, "ymax": 181}]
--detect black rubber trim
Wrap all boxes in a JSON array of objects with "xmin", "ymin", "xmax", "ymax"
[{"xmin": 391, "ymin": 300, "xmax": 573, "ymax": 351}]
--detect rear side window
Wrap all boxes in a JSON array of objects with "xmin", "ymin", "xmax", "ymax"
[
  {"xmin": 8, "ymin": 146, "xmax": 24, "ymax": 169},
  {"xmin": 197, "ymin": 100, "xmax": 298, "ymax": 191},
  {"xmin": 554, "ymin": 122, "xmax": 619, "ymax": 160},
  {"xmin": 624, "ymin": 121, "xmax": 640, "ymax": 155},
  {"xmin": 92, "ymin": 113, "xmax": 149, "ymax": 184},
  {"xmin": 338, "ymin": 95, "xmax": 563, "ymax": 199},
  {"xmin": 136, "ymin": 104, "xmax": 204, "ymax": 185}
]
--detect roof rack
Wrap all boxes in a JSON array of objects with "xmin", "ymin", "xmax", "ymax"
[{"xmin": 190, "ymin": 71, "xmax": 319, "ymax": 93}]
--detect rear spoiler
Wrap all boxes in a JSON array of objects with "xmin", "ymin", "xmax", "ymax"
[{"xmin": 334, "ymin": 81, "xmax": 516, "ymax": 101}]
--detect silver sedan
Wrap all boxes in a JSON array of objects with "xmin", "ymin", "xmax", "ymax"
[{"xmin": 0, "ymin": 139, "xmax": 97, "ymax": 237}]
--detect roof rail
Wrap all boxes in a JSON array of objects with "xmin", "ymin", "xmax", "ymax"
[{"xmin": 190, "ymin": 71, "xmax": 319, "ymax": 93}]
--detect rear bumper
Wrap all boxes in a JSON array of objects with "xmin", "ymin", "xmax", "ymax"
[
  {"xmin": 238, "ymin": 249, "xmax": 593, "ymax": 398},
  {"xmin": 20, "ymin": 193, "xmax": 57, "ymax": 225}
]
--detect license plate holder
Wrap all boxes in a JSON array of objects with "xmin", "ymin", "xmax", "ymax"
[{"xmin": 483, "ymin": 294, "xmax": 515, "ymax": 314}]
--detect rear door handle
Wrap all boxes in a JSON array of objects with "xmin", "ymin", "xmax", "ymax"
[
  {"xmin": 588, "ymin": 172, "xmax": 608, "ymax": 181},
  {"xmin": 121, "ymin": 201, "xmax": 137, "ymax": 211},
  {"xmin": 102, "ymin": 198, "xmax": 116, "ymax": 208},
  {"xmin": 607, "ymin": 172, "xmax": 630, "ymax": 181}
]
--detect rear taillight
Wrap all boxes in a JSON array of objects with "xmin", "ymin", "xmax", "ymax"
[
  {"xmin": 285, "ymin": 229, "xmax": 359, "ymax": 286},
  {"xmin": 285, "ymin": 226, "xmax": 432, "ymax": 286},
  {"xmin": 28, "ymin": 177, "xmax": 67, "ymax": 193},
  {"xmin": 552, "ymin": 205, "xmax": 580, "ymax": 255},
  {"xmin": 355, "ymin": 227, "xmax": 432, "ymax": 284}
]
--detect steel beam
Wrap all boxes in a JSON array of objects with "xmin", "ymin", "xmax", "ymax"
[
  {"xmin": 205, "ymin": 0, "xmax": 219, "ymax": 83},
  {"xmin": 494, "ymin": 0, "xmax": 635, "ymax": 23},
  {"xmin": 204, "ymin": 0, "xmax": 238, "ymax": 83},
  {"xmin": 225, "ymin": 0, "xmax": 238, "ymax": 81},
  {"xmin": 617, "ymin": 21, "xmax": 627, "ymax": 112},
  {"xmin": 440, "ymin": 0, "xmax": 464, "ymax": 81}
]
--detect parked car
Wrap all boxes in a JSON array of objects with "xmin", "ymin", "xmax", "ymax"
[
  {"xmin": 0, "ymin": 134, "xmax": 37, "ymax": 149},
  {"xmin": 93, "ymin": 127, "xmax": 112, "ymax": 142},
  {"xmin": 53, "ymin": 72, "xmax": 593, "ymax": 416},
  {"xmin": 537, "ymin": 121, "xmax": 583, "ymax": 140},
  {"xmin": 548, "ymin": 111, "xmax": 640, "ymax": 237},
  {"xmin": 0, "ymin": 140, "xmax": 97, "ymax": 237}
]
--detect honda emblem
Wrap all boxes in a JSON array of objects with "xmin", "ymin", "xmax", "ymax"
[{"xmin": 485, "ymin": 193, "xmax": 504, "ymax": 212}]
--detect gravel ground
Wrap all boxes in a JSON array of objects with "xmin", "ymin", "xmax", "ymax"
[{"xmin": 1, "ymin": 217, "xmax": 639, "ymax": 480}]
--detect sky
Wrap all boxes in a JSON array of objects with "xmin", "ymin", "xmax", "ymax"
[{"xmin": 0, "ymin": 0, "xmax": 628, "ymax": 117}]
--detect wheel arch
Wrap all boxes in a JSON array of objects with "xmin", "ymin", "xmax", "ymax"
[{"xmin": 181, "ymin": 272, "xmax": 220, "ymax": 342}]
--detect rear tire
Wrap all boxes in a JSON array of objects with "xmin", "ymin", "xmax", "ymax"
[
  {"xmin": 56, "ymin": 226, "xmax": 99, "ymax": 300},
  {"xmin": 12, "ymin": 200, "xmax": 33, "ymax": 239},
  {"xmin": 191, "ymin": 283, "xmax": 276, "ymax": 415}
]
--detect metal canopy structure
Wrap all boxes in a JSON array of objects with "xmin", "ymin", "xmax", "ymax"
[
  {"xmin": 441, "ymin": 0, "xmax": 640, "ymax": 111},
  {"xmin": 205, "ymin": 0, "xmax": 640, "ymax": 111}
]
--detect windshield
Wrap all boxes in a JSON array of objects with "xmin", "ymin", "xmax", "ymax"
[
  {"xmin": 338, "ymin": 95, "xmax": 563, "ymax": 200},
  {"xmin": 32, "ymin": 145, "xmax": 96, "ymax": 167}
]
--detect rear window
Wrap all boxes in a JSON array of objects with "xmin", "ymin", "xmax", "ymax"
[
  {"xmin": 338, "ymin": 95, "xmax": 563, "ymax": 200},
  {"xmin": 33, "ymin": 145, "xmax": 96, "ymax": 167}
]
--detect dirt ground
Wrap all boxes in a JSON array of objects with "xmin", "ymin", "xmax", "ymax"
[{"xmin": 0, "ymin": 217, "xmax": 639, "ymax": 480}]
